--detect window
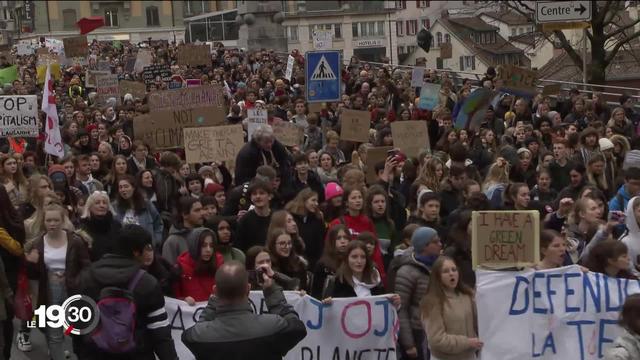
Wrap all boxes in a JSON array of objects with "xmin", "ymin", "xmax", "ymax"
[
  {"xmin": 146, "ymin": 6, "xmax": 159, "ymax": 26},
  {"xmin": 406, "ymin": 20, "xmax": 417, "ymax": 35},
  {"xmin": 444, "ymin": 33, "xmax": 450, "ymax": 43},
  {"xmin": 417, "ymin": 0, "xmax": 430, "ymax": 8},
  {"xmin": 421, "ymin": 18, "xmax": 430, "ymax": 29},
  {"xmin": 104, "ymin": 9, "xmax": 118, "ymax": 27},
  {"xmin": 368, "ymin": 22, "xmax": 375, "ymax": 36},
  {"xmin": 396, "ymin": 21, "xmax": 404, "ymax": 36},
  {"xmin": 286, "ymin": 26, "xmax": 298, "ymax": 41},
  {"xmin": 377, "ymin": 21, "xmax": 384, "ymax": 36},
  {"xmin": 437, "ymin": 32, "xmax": 442, "ymax": 46},
  {"xmin": 395, "ymin": 0, "xmax": 407, "ymax": 9},
  {"xmin": 334, "ymin": 24, "xmax": 342, "ymax": 39},
  {"xmin": 352, "ymin": 23, "xmax": 358, "ymax": 38},
  {"xmin": 519, "ymin": 27, "xmax": 524, "ymax": 35},
  {"xmin": 511, "ymin": 28, "xmax": 517, "ymax": 36},
  {"xmin": 309, "ymin": 24, "xmax": 341, "ymax": 40},
  {"xmin": 185, "ymin": 0, "xmax": 206, "ymax": 16},
  {"xmin": 460, "ymin": 55, "xmax": 476, "ymax": 70},
  {"xmin": 398, "ymin": 46, "xmax": 405, "ymax": 54},
  {"xmin": 62, "ymin": 9, "xmax": 77, "ymax": 30},
  {"xmin": 407, "ymin": 45, "xmax": 416, "ymax": 53}
]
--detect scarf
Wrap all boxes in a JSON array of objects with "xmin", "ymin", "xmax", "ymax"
[
  {"xmin": 415, "ymin": 254, "xmax": 438, "ymax": 268},
  {"xmin": 352, "ymin": 270, "xmax": 380, "ymax": 298}
]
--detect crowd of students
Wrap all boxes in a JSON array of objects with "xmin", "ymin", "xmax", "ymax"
[{"xmin": 1, "ymin": 37, "xmax": 640, "ymax": 359}]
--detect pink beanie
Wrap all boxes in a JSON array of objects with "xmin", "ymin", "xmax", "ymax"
[{"xmin": 324, "ymin": 182, "xmax": 344, "ymax": 201}]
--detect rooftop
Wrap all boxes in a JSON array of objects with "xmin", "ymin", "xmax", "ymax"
[
  {"xmin": 482, "ymin": 11, "xmax": 531, "ymax": 26},
  {"xmin": 538, "ymin": 49, "xmax": 640, "ymax": 82},
  {"xmin": 448, "ymin": 16, "xmax": 499, "ymax": 32}
]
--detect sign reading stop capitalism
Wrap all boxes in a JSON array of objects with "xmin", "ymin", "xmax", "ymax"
[{"xmin": 0, "ymin": 95, "xmax": 38, "ymax": 137}]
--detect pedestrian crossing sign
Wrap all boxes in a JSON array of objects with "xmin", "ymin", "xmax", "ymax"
[{"xmin": 306, "ymin": 51, "xmax": 341, "ymax": 103}]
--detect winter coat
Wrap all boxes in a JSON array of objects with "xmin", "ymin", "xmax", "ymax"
[
  {"xmin": 424, "ymin": 291, "xmax": 478, "ymax": 360},
  {"xmin": 75, "ymin": 255, "xmax": 177, "ymax": 360},
  {"xmin": 328, "ymin": 274, "xmax": 386, "ymax": 298},
  {"xmin": 234, "ymin": 139, "xmax": 292, "ymax": 186},
  {"xmin": 161, "ymin": 225, "xmax": 193, "ymax": 266},
  {"xmin": 127, "ymin": 156, "xmax": 157, "ymax": 176},
  {"xmin": 26, "ymin": 231, "xmax": 90, "ymax": 307},
  {"xmin": 174, "ymin": 228, "xmax": 224, "ymax": 302},
  {"xmin": 621, "ymin": 195, "xmax": 640, "ymax": 276},
  {"xmin": 182, "ymin": 285, "xmax": 307, "ymax": 360},
  {"xmin": 78, "ymin": 213, "xmax": 122, "ymax": 262},
  {"xmin": 236, "ymin": 209, "xmax": 272, "ymax": 252},
  {"xmin": 153, "ymin": 168, "xmax": 180, "ymax": 215},
  {"xmin": 391, "ymin": 252, "xmax": 431, "ymax": 350},
  {"xmin": 112, "ymin": 200, "xmax": 164, "ymax": 248},
  {"xmin": 605, "ymin": 329, "xmax": 640, "ymax": 360},
  {"xmin": 292, "ymin": 213, "xmax": 325, "ymax": 267}
]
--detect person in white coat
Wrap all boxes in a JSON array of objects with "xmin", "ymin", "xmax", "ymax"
[
  {"xmin": 620, "ymin": 196, "xmax": 640, "ymax": 276},
  {"xmin": 605, "ymin": 294, "xmax": 640, "ymax": 360}
]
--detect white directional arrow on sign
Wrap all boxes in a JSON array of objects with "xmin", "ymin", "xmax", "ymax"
[{"xmin": 535, "ymin": 1, "xmax": 592, "ymax": 23}]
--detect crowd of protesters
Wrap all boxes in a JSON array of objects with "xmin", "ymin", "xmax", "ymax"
[{"xmin": 1, "ymin": 37, "xmax": 640, "ymax": 359}]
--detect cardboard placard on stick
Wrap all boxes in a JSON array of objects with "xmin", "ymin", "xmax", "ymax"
[
  {"xmin": 177, "ymin": 45, "xmax": 211, "ymax": 67},
  {"xmin": 541, "ymin": 83, "xmax": 562, "ymax": 96},
  {"xmin": 273, "ymin": 121, "xmax": 304, "ymax": 147},
  {"xmin": 133, "ymin": 107, "xmax": 225, "ymax": 150},
  {"xmin": 62, "ymin": 35, "xmax": 88, "ymax": 58},
  {"xmin": 148, "ymin": 85, "xmax": 225, "ymax": 113},
  {"xmin": 118, "ymin": 80, "xmax": 147, "ymax": 100},
  {"xmin": 246, "ymin": 108, "xmax": 268, "ymax": 141},
  {"xmin": 134, "ymin": 49, "xmax": 153, "ymax": 73},
  {"xmin": 183, "ymin": 124, "xmax": 244, "ymax": 164},
  {"xmin": 0, "ymin": 95, "xmax": 38, "ymax": 137},
  {"xmin": 496, "ymin": 65, "xmax": 537, "ymax": 97},
  {"xmin": 391, "ymin": 121, "xmax": 429, "ymax": 158},
  {"xmin": 308, "ymin": 102, "xmax": 323, "ymax": 114},
  {"xmin": 85, "ymin": 70, "xmax": 109, "ymax": 88},
  {"xmin": 95, "ymin": 74, "xmax": 120, "ymax": 106},
  {"xmin": 471, "ymin": 210, "xmax": 540, "ymax": 269},
  {"xmin": 339, "ymin": 109, "xmax": 370, "ymax": 143},
  {"xmin": 365, "ymin": 146, "xmax": 392, "ymax": 185}
]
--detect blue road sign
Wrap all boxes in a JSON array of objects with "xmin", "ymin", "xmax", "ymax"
[{"xmin": 305, "ymin": 51, "xmax": 341, "ymax": 103}]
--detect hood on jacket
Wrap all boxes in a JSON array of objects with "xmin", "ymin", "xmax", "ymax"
[
  {"xmin": 169, "ymin": 224, "xmax": 191, "ymax": 237},
  {"xmin": 186, "ymin": 227, "xmax": 216, "ymax": 260},
  {"xmin": 625, "ymin": 196, "xmax": 640, "ymax": 234},
  {"xmin": 89, "ymin": 255, "xmax": 141, "ymax": 288}
]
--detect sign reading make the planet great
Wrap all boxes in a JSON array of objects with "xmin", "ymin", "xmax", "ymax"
[{"xmin": 471, "ymin": 210, "xmax": 540, "ymax": 269}]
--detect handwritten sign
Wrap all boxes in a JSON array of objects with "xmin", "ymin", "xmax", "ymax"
[
  {"xmin": 477, "ymin": 266, "xmax": 636, "ymax": 360},
  {"xmin": 340, "ymin": 109, "xmax": 370, "ymax": 143},
  {"xmin": 177, "ymin": 45, "xmax": 211, "ymax": 67},
  {"xmin": 497, "ymin": 65, "xmax": 537, "ymax": 97},
  {"xmin": 133, "ymin": 108, "xmax": 224, "ymax": 149},
  {"xmin": 85, "ymin": 70, "xmax": 109, "ymax": 88},
  {"xmin": 142, "ymin": 64, "xmax": 171, "ymax": 85},
  {"xmin": 471, "ymin": 210, "xmax": 540, "ymax": 269},
  {"xmin": 62, "ymin": 35, "xmax": 88, "ymax": 58},
  {"xmin": 95, "ymin": 74, "xmax": 120, "ymax": 106},
  {"xmin": 16, "ymin": 43, "xmax": 33, "ymax": 56},
  {"xmin": 118, "ymin": 80, "xmax": 147, "ymax": 100},
  {"xmin": 166, "ymin": 292, "xmax": 398, "ymax": 360},
  {"xmin": 183, "ymin": 124, "xmax": 244, "ymax": 164},
  {"xmin": 365, "ymin": 146, "xmax": 392, "ymax": 184},
  {"xmin": 0, "ymin": 95, "xmax": 38, "ymax": 137},
  {"xmin": 273, "ymin": 121, "xmax": 304, "ymax": 147},
  {"xmin": 246, "ymin": 108, "xmax": 268, "ymax": 140},
  {"xmin": 541, "ymin": 83, "xmax": 562, "ymax": 96},
  {"xmin": 418, "ymin": 83, "xmax": 440, "ymax": 110},
  {"xmin": 391, "ymin": 121, "xmax": 429, "ymax": 158},
  {"xmin": 285, "ymin": 55, "xmax": 295, "ymax": 81},
  {"xmin": 148, "ymin": 86, "xmax": 225, "ymax": 112},
  {"xmin": 411, "ymin": 67, "xmax": 425, "ymax": 87},
  {"xmin": 134, "ymin": 49, "xmax": 153, "ymax": 73}
]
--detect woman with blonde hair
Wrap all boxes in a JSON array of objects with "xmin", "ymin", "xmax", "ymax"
[
  {"xmin": 285, "ymin": 188, "xmax": 325, "ymax": 267},
  {"xmin": 24, "ymin": 191, "xmax": 73, "ymax": 244},
  {"xmin": 77, "ymin": 191, "xmax": 121, "ymax": 261},
  {"xmin": 482, "ymin": 157, "xmax": 510, "ymax": 207},
  {"xmin": 0, "ymin": 153, "xmax": 27, "ymax": 210},
  {"xmin": 607, "ymin": 107, "xmax": 633, "ymax": 139},
  {"xmin": 610, "ymin": 134, "xmax": 631, "ymax": 169},
  {"xmin": 22, "ymin": 174, "xmax": 53, "ymax": 219},
  {"xmin": 422, "ymin": 256, "xmax": 481, "ymax": 360},
  {"xmin": 414, "ymin": 157, "xmax": 446, "ymax": 193}
]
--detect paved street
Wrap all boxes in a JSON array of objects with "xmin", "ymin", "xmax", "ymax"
[{"xmin": 9, "ymin": 319, "xmax": 76, "ymax": 360}]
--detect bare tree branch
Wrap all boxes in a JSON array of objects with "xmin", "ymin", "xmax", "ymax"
[
  {"xmin": 594, "ymin": 0, "xmax": 613, "ymax": 25},
  {"xmin": 606, "ymin": 18, "xmax": 640, "ymax": 39},
  {"xmin": 605, "ymin": 30, "xmax": 640, "ymax": 65},
  {"xmin": 553, "ymin": 30, "xmax": 584, "ymax": 68}
]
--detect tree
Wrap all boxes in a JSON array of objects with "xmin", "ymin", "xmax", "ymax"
[{"xmin": 503, "ymin": 1, "xmax": 640, "ymax": 85}]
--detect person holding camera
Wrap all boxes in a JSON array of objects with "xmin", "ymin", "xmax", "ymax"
[{"xmin": 182, "ymin": 261, "xmax": 307, "ymax": 360}]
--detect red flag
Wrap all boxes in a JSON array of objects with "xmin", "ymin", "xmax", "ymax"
[{"xmin": 76, "ymin": 17, "xmax": 105, "ymax": 35}]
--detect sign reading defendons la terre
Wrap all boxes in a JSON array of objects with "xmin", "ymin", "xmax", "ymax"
[{"xmin": 471, "ymin": 211, "xmax": 540, "ymax": 269}]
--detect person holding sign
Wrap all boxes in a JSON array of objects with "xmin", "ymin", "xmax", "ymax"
[{"xmin": 421, "ymin": 256, "xmax": 481, "ymax": 360}]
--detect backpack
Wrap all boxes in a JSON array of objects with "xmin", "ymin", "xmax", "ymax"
[{"xmin": 90, "ymin": 269, "xmax": 145, "ymax": 353}]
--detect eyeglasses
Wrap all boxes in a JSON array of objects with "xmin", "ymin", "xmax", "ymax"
[{"xmin": 276, "ymin": 241, "xmax": 292, "ymax": 248}]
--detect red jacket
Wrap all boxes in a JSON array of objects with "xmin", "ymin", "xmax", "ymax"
[
  {"xmin": 174, "ymin": 251, "xmax": 224, "ymax": 302},
  {"xmin": 328, "ymin": 214, "xmax": 387, "ymax": 285}
]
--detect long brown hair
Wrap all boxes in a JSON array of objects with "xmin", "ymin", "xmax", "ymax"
[
  {"xmin": 319, "ymin": 224, "xmax": 349, "ymax": 271},
  {"xmin": 420, "ymin": 256, "xmax": 474, "ymax": 319},
  {"xmin": 285, "ymin": 188, "xmax": 322, "ymax": 220},
  {"xmin": 336, "ymin": 240, "xmax": 376, "ymax": 286},
  {"xmin": 266, "ymin": 227, "xmax": 306, "ymax": 275}
]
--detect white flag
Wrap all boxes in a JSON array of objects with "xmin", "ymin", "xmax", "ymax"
[{"xmin": 42, "ymin": 65, "xmax": 64, "ymax": 158}]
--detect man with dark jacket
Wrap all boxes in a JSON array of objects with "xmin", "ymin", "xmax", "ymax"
[
  {"xmin": 388, "ymin": 227, "xmax": 441, "ymax": 360},
  {"xmin": 154, "ymin": 151, "xmax": 181, "ymax": 217},
  {"xmin": 76, "ymin": 225, "xmax": 178, "ymax": 360},
  {"xmin": 282, "ymin": 153, "xmax": 325, "ymax": 203},
  {"xmin": 182, "ymin": 261, "xmax": 307, "ymax": 360},
  {"xmin": 235, "ymin": 124, "xmax": 292, "ymax": 186}
]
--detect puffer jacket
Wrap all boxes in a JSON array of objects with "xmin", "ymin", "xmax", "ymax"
[
  {"xmin": 605, "ymin": 329, "xmax": 640, "ymax": 360},
  {"xmin": 390, "ymin": 252, "xmax": 431, "ymax": 350},
  {"xmin": 174, "ymin": 228, "xmax": 224, "ymax": 302}
]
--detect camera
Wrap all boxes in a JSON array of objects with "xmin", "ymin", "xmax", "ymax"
[{"xmin": 249, "ymin": 268, "xmax": 265, "ymax": 285}]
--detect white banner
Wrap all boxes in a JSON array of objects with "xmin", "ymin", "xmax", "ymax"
[
  {"xmin": 166, "ymin": 292, "xmax": 398, "ymax": 360},
  {"xmin": 477, "ymin": 265, "xmax": 637, "ymax": 360},
  {"xmin": 0, "ymin": 95, "xmax": 38, "ymax": 137},
  {"xmin": 313, "ymin": 30, "xmax": 333, "ymax": 50}
]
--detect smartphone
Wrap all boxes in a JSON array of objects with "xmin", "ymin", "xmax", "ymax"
[
  {"xmin": 248, "ymin": 268, "xmax": 265, "ymax": 285},
  {"xmin": 387, "ymin": 149, "xmax": 398, "ymax": 157}
]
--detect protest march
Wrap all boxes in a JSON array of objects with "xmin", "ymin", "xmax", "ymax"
[{"xmin": 1, "ymin": 4, "xmax": 640, "ymax": 360}]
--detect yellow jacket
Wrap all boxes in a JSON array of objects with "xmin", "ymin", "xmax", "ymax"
[{"xmin": 0, "ymin": 227, "xmax": 23, "ymax": 257}]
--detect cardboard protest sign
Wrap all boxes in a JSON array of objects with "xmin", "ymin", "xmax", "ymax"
[
  {"xmin": 183, "ymin": 124, "xmax": 244, "ymax": 164},
  {"xmin": 177, "ymin": 45, "xmax": 211, "ymax": 67},
  {"xmin": 477, "ymin": 265, "xmax": 635, "ymax": 359},
  {"xmin": 391, "ymin": 121, "xmax": 429, "ymax": 158},
  {"xmin": 85, "ymin": 70, "xmax": 109, "ymax": 88},
  {"xmin": 471, "ymin": 210, "xmax": 540, "ymax": 269},
  {"xmin": 142, "ymin": 64, "xmax": 171, "ymax": 85},
  {"xmin": 308, "ymin": 102, "xmax": 323, "ymax": 114},
  {"xmin": 148, "ymin": 86, "xmax": 225, "ymax": 113},
  {"xmin": 96, "ymin": 74, "xmax": 119, "ymax": 106},
  {"xmin": 16, "ymin": 43, "xmax": 33, "ymax": 56},
  {"xmin": 133, "ymin": 108, "xmax": 224, "ymax": 149},
  {"xmin": 166, "ymin": 292, "xmax": 398, "ymax": 360},
  {"xmin": 285, "ymin": 55, "xmax": 295, "ymax": 81},
  {"xmin": 247, "ymin": 108, "xmax": 268, "ymax": 141},
  {"xmin": 0, "ymin": 95, "xmax": 38, "ymax": 137},
  {"xmin": 62, "ymin": 35, "xmax": 88, "ymax": 58},
  {"xmin": 118, "ymin": 80, "xmax": 146, "ymax": 100},
  {"xmin": 0, "ymin": 51, "xmax": 15, "ymax": 64},
  {"xmin": 496, "ymin": 64, "xmax": 537, "ymax": 97},
  {"xmin": 273, "ymin": 121, "xmax": 304, "ymax": 147},
  {"xmin": 541, "ymin": 83, "xmax": 562, "ymax": 96},
  {"xmin": 36, "ymin": 48, "xmax": 49, "ymax": 56},
  {"xmin": 339, "ymin": 109, "xmax": 370, "ymax": 143},
  {"xmin": 134, "ymin": 49, "xmax": 153, "ymax": 73},
  {"xmin": 365, "ymin": 146, "xmax": 392, "ymax": 184},
  {"xmin": 411, "ymin": 67, "xmax": 425, "ymax": 87},
  {"xmin": 418, "ymin": 83, "xmax": 440, "ymax": 110}
]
